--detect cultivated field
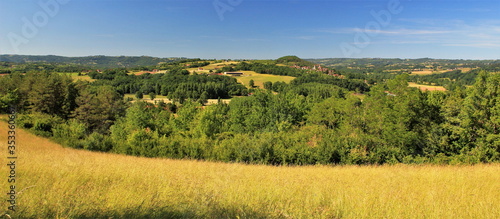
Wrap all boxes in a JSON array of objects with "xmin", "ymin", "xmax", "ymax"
[
  {"xmin": 236, "ymin": 71, "xmax": 295, "ymax": 88},
  {"xmin": 408, "ymin": 82, "xmax": 447, "ymax": 91},
  {"xmin": 1, "ymin": 121, "xmax": 499, "ymax": 218}
]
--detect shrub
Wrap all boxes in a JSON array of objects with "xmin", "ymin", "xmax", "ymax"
[
  {"xmin": 18, "ymin": 113, "xmax": 64, "ymax": 137},
  {"xmin": 83, "ymin": 132, "xmax": 113, "ymax": 152},
  {"xmin": 53, "ymin": 119, "xmax": 87, "ymax": 148}
]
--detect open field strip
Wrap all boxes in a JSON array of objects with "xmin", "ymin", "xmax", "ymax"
[
  {"xmin": 58, "ymin": 73, "xmax": 95, "ymax": 82},
  {"xmin": 129, "ymin": 70, "xmax": 168, "ymax": 75},
  {"xmin": 123, "ymin": 94, "xmax": 232, "ymax": 105},
  {"xmin": 458, "ymin": 67, "xmax": 474, "ymax": 73},
  {"xmin": 408, "ymin": 82, "xmax": 447, "ymax": 91},
  {"xmin": 236, "ymin": 71, "xmax": 295, "ymax": 88},
  {"xmin": 0, "ymin": 121, "xmax": 499, "ymax": 218},
  {"xmin": 410, "ymin": 70, "xmax": 448, "ymax": 75},
  {"xmin": 187, "ymin": 61, "xmax": 241, "ymax": 73}
]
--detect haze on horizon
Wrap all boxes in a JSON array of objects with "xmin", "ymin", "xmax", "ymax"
[{"xmin": 1, "ymin": 0, "xmax": 499, "ymax": 60}]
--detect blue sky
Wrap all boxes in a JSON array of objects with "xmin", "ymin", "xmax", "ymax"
[{"xmin": 1, "ymin": 0, "xmax": 499, "ymax": 59}]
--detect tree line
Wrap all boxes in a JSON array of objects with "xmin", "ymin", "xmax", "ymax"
[{"xmin": 1, "ymin": 70, "xmax": 499, "ymax": 165}]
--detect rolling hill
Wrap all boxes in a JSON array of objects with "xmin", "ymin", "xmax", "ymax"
[
  {"xmin": 0, "ymin": 55, "xmax": 186, "ymax": 69},
  {"xmin": 1, "ymin": 120, "xmax": 498, "ymax": 218}
]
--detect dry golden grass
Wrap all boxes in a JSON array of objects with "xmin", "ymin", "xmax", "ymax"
[
  {"xmin": 0, "ymin": 121, "xmax": 499, "ymax": 218},
  {"xmin": 408, "ymin": 82, "xmax": 447, "ymax": 91},
  {"xmin": 186, "ymin": 61, "xmax": 241, "ymax": 74},
  {"xmin": 129, "ymin": 70, "xmax": 168, "ymax": 76},
  {"xmin": 410, "ymin": 70, "xmax": 449, "ymax": 75},
  {"xmin": 236, "ymin": 71, "xmax": 295, "ymax": 88},
  {"xmin": 459, "ymin": 67, "xmax": 474, "ymax": 73},
  {"xmin": 59, "ymin": 73, "xmax": 95, "ymax": 82},
  {"xmin": 123, "ymin": 94, "xmax": 232, "ymax": 105}
]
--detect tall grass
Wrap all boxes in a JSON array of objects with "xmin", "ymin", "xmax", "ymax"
[{"xmin": 1, "ymin": 121, "xmax": 499, "ymax": 218}]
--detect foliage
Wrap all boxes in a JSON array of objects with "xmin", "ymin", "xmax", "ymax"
[
  {"xmin": 73, "ymin": 85, "xmax": 127, "ymax": 134},
  {"xmin": 3, "ymin": 57, "xmax": 500, "ymax": 165},
  {"xmin": 0, "ymin": 54, "xmax": 186, "ymax": 69},
  {"xmin": 291, "ymin": 73, "xmax": 370, "ymax": 92},
  {"xmin": 3, "ymin": 126, "xmax": 499, "ymax": 218},
  {"xmin": 276, "ymin": 55, "xmax": 316, "ymax": 66}
]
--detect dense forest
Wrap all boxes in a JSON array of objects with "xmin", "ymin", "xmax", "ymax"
[
  {"xmin": 0, "ymin": 61, "xmax": 89, "ymax": 74},
  {"xmin": 0, "ymin": 55, "xmax": 186, "ymax": 69},
  {"xmin": 0, "ymin": 56, "xmax": 499, "ymax": 165}
]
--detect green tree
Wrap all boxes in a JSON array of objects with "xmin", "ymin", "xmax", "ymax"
[
  {"xmin": 307, "ymin": 96, "xmax": 360, "ymax": 129},
  {"xmin": 249, "ymin": 79, "xmax": 255, "ymax": 88},
  {"xmin": 0, "ymin": 89, "xmax": 19, "ymax": 113},
  {"xmin": 25, "ymin": 72, "xmax": 77, "ymax": 118},
  {"xmin": 149, "ymin": 92, "xmax": 156, "ymax": 100},
  {"xmin": 198, "ymin": 91, "xmax": 209, "ymax": 105},
  {"xmin": 135, "ymin": 91, "xmax": 143, "ymax": 100},
  {"xmin": 73, "ymin": 85, "xmax": 126, "ymax": 133},
  {"xmin": 263, "ymin": 81, "xmax": 273, "ymax": 90},
  {"xmin": 460, "ymin": 71, "xmax": 500, "ymax": 162},
  {"xmin": 173, "ymin": 101, "xmax": 202, "ymax": 132},
  {"xmin": 193, "ymin": 103, "xmax": 229, "ymax": 138}
]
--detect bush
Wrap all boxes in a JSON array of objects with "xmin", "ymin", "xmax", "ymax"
[
  {"xmin": 53, "ymin": 119, "xmax": 87, "ymax": 148},
  {"xmin": 83, "ymin": 132, "xmax": 113, "ymax": 152},
  {"xmin": 17, "ymin": 113, "xmax": 64, "ymax": 137}
]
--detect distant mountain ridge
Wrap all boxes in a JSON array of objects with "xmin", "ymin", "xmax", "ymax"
[
  {"xmin": 2, "ymin": 54, "xmax": 499, "ymax": 69},
  {"xmin": 0, "ymin": 55, "xmax": 187, "ymax": 69}
]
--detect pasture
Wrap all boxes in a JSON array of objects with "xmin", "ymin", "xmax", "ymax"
[
  {"xmin": 410, "ymin": 67, "xmax": 475, "ymax": 75},
  {"xmin": 0, "ymin": 121, "xmax": 498, "ymax": 218},
  {"xmin": 408, "ymin": 82, "xmax": 447, "ymax": 91},
  {"xmin": 129, "ymin": 70, "xmax": 167, "ymax": 75},
  {"xmin": 124, "ymin": 94, "xmax": 232, "ymax": 105},
  {"xmin": 410, "ymin": 69, "xmax": 448, "ymax": 75},
  {"xmin": 187, "ymin": 61, "xmax": 241, "ymax": 74},
  {"xmin": 236, "ymin": 71, "xmax": 295, "ymax": 88},
  {"xmin": 59, "ymin": 73, "xmax": 95, "ymax": 82}
]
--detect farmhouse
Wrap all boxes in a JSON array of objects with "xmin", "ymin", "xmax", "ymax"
[{"xmin": 224, "ymin": 72, "xmax": 243, "ymax": 76}]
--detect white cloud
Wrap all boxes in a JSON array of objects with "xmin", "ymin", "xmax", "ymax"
[
  {"xmin": 444, "ymin": 43, "xmax": 500, "ymax": 48},
  {"xmin": 320, "ymin": 28, "xmax": 452, "ymax": 35},
  {"xmin": 292, "ymin": 36, "xmax": 316, "ymax": 40}
]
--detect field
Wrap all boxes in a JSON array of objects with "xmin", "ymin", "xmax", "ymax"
[
  {"xmin": 59, "ymin": 73, "xmax": 95, "ymax": 82},
  {"xmin": 410, "ymin": 67, "xmax": 475, "ymax": 75},
  {"xmin": 236, "ymin": 71, "xmax": 296, "ymax": 88},
  {"xmin": 187, "ymin": 61, "xmax": 241, "ymax": 74},
  {"xmin": 410, "ymin": 70, "xmax": 448, "ymax": 75},
  {"xmin": 408, "ymin": 82, "xmax": 447, "ymax": 91},
  {"xmin": 1, "ymin": 121, "xmax": 499, "ymax": 218},
  {"xmin": 123, "ymin": 94, "xmax": 232, "ymax": 105},
  {"xmin": 124, "ymin": 94, "xmax": 170, "ymax": 103},
  {"xmin": 129, "ymin": 70, "xmax": 167, "ymax": 75}
]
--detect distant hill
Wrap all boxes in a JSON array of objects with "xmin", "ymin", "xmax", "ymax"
[
  {"xmin": 276, "ymin": 55, "xmax": 317, "ymax": 67},
  {"xmin": 0, "ymin": 55, "xmax": 187, "ymax": 69},
  {"xmin": 305, "ymin": 58, "xmax": 500, "ymax": 67}
]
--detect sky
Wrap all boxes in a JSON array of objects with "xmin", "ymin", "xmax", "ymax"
[{"xmin": 1, "ymin": 0, "xmax": 499, "ymax": 60}]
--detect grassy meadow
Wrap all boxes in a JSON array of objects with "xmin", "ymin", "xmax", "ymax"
[
  {"xmin": 410, "ymin": 70, "xmax": 448, "ymax": 75},
  {"xmin": 408, "ymin": 82, "xmax": 447, "ymax": 91},
  {"xmin": 123, "ymin": 94, "xmax": 232, "ymax": 105},
  {"xmin": 1, "ymin": 121, "xmax": 499, "ymax": 218},
  {"xmin": 236, "ymin": 71, "xmax": 295, "ymax": 88},
  {"xmin": 59, "ymin": 73, "xmax": 95, "ymax": 82}
]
